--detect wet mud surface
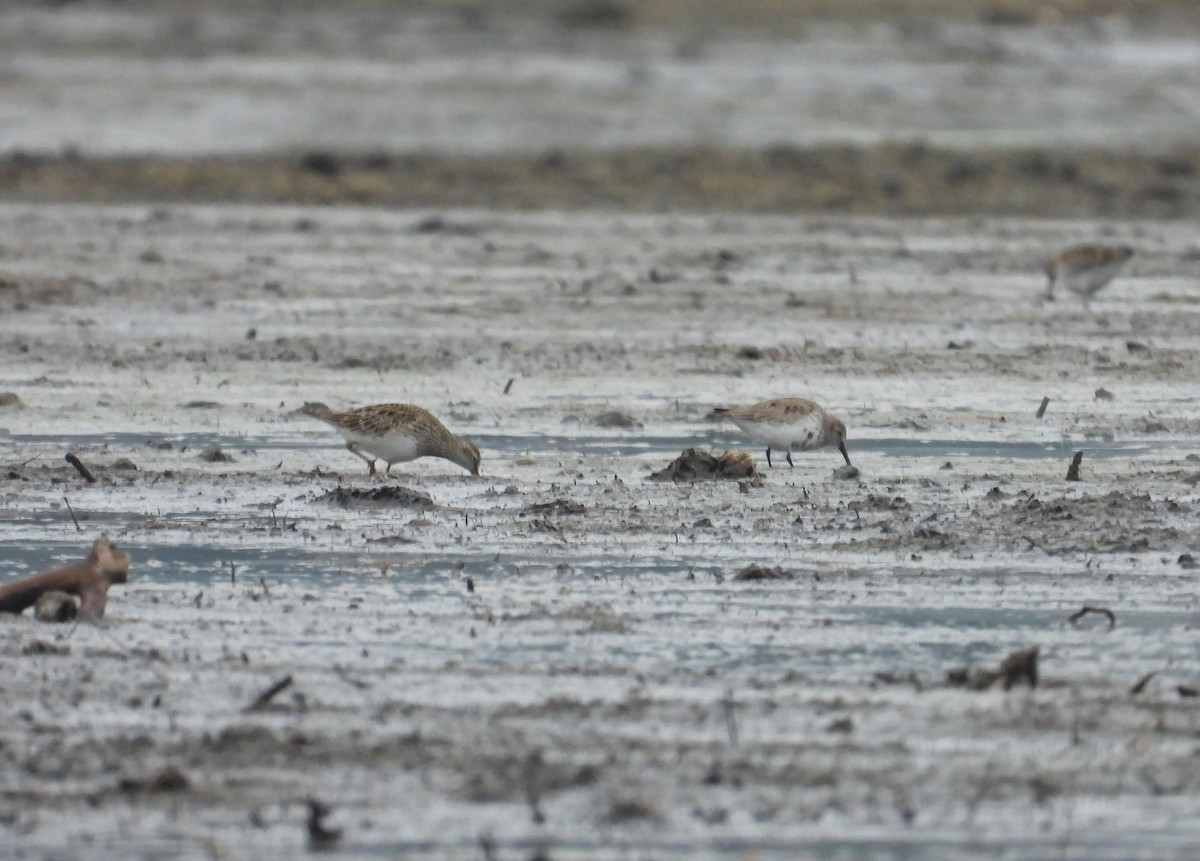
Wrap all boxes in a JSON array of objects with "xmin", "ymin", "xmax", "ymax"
[{"xmin": 0, "ymin": 204, "xmax": 1198, "ymax": 859}]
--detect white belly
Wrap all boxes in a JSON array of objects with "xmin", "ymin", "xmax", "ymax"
[
  {"xmin": 731, "ymin": 414, "xmax": 824, "ymax": 451},
  {"xmin": 340, "ymin": 429, "xmax": 422, "ymax": 464},
  {"xmin": 1061, "ymin": 261, "xmax": 1122, "ymax": 297}
]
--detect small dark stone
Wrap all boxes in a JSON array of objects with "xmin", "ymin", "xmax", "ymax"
[{"xmin": 592, "ymin": 410, "xmax": 641, "ymax": 429}]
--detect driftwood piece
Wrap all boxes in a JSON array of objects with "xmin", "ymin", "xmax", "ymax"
[{"xmin": 0, "ymin": 537, "xmax": 131, "ymax": 621}]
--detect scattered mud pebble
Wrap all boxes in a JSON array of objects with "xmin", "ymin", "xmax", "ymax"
[
  {"xmin": 110, "ymin": 458, "xmax": 138, "ymax": 471},
  {"xmin": 832, "ymin": 464, "xmax": 861, "ymax": 480},
  {"xmin": 523, "ymin": 498, "xmax": 586, "ymax": 516},
  {"xmin": 946, "ymin": 645, "xmax": 1039, "ymax": 691},
  {"xmin": 0, "ymin": 392, "xmax": 22, "ymax": 408},
  {"xmin": 1178, "ymin": 553, "xmax": 1197, "ymax": 569},
  {"xmin": 1095, "ymin": 387, "xmax": 1115, "ymax": 401},
  {"xmin": 200, "ymin": 446, "xmax": 233, "ymax": 463},
  {"xmin": 732, "ymin": 564, "xmax": 793, "ymax": 582},
  {"xmin": 649, "ymin": 448, "xmax": 760, "ymax": 482},
  {"xmin": 592, "ymin": 410, "xmax": 641, "ymax": 429},
  {"xmin": 317, "ymin": 486, "xmax": 434, "ymax": 508},
  {"xmin": 34, "ymin": 591, "xmax": 78, "ymax": 623}
]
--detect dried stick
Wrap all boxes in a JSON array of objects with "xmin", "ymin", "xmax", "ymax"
[
  {"xmin": 1036, "ymin": 396, "xmax": 1050, "ymax": 418},
  {"xmin": 63, "ymin": 496, "xmax": 82, "ymax": 532},
  {"xmin": 65, "ymin": 453, "xmax": 97, "ymax": 483},
  {"xmin": 245, "ymin": 674, "xmax": 293, "ymax": 712}
]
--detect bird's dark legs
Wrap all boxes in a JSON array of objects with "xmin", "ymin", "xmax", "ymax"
[
  {"xmin": 346, "ymin": 442, "xmax": 377, "ymax": 475},
  {"xmin": 786, "ymin": 452, "xmax": 795, "ymax": 468},
  {"xmin": 766, "ymin": 448, "xmax": 773, "ymax": 468}
]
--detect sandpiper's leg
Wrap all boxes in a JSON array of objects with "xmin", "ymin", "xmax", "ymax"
[
  {"xmin": 787, "ymin": 452, "xmax": 795, "ymax": 468},
  {"xmin": 766, "ymin": 448, "xmax": 773, "ymax": 468},
  {"xmin": 385, "ymin": 462, "xmax": 393, "ymax": 474},
  {"xmin": 346, "ymin": 442, "xmax": 377, "ymax": 475}
]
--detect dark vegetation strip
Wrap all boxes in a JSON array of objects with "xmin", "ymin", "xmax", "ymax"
[{"xmin": 2, "ymin": 145, "xmax": 1197, "ymax": 217}]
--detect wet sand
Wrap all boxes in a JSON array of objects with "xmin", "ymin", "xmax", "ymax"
[{"xmin": 1, "ymin": 204, "xmax": 1199, "ymax": 859}]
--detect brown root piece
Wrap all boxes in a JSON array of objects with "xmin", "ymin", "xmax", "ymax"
[
  {"xmin": 648, "ymin": 448, "xmax": 761, "ymax": 482},
  {"xmin": 1066, "ymin": 451, "xmax": 1083, "ymax": 481},
  {"xmin": 0, "ymin": 537, "xmax": 130, "ymax": 621},
  {"xmin": 1067, "ymin": 605, "xmax": 1116, "ymax": 630}
]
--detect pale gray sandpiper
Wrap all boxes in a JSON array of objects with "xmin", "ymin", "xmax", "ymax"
[
  {"xmin": 1045, "ymin": 244, "xmax": 1133, "ymax": 304},
  {"xmin": 298, "ymin": 402, "xmax": 481, "ymax": 476},
  {"xmin": 711, "ymin": 398, "xmax": 850, "ymax": 468}
]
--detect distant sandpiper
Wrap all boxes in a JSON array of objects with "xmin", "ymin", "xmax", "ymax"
[
  {"xmin": 1045, "ymin": 244, "xmax": 1133, "ymax": 305},
  {"xmin": 298, "ymin": 402, "xmax": 481, "ymax": 476},
  {"xmin": 711, "ymin": 398, "xmax": 850, "ymax": 468}
]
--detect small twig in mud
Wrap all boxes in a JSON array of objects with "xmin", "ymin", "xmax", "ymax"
[
  {"xmin": 246, "ymin": 674, "xmax": 293, "ymax": 712},
  {"xmin": 523, "ymin": 750, "xmax": 546, "ymax": 825},
  {"xmin": 721, "ymin": 692, "xmax": 739, "ymax": 746},
  {"xmin": 1130, "ymin": 671, "xmax": 1158, "ymax": 696},
  {"xmin": 62, "ymin": 496, "xmax": 82, "ymax": 532},
  {"xmin": 65, "ymin": 453, "xmax": 97, "ymax": 484},
  {"xmin": 1036, "ymin": 396, "xmax": 1050, "ymax": 419},
  {"xmin": 1066, "ymin": 451, "xmax": 1083, "ymax": 481},
  {"xmin": 305, "ymin": 797, "xmax": 342, "ymax": 850},
  {"xmin": 1067, "ymin": 605, "xmax": 1115, "ymax": 630},
  {"xmin": 503, "ymin": 377, "xmax": 514, "ymax": 395}
]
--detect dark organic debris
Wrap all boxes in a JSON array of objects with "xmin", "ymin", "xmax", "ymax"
[
  {"xmin": 649, "ymin": 448, "xmax": 761, "ymax": 482},
  {"xmin": 523, "ymin": 498, "xmax": 586, "ymax": 516},
  {"xmin": 1178, "ymin": 553, "xmax": 1197, "ymax": 569},
  {"xmin": 317, "ymin": 486, "xmax": 434, "ymax": 508},
  {"xmin": 1094, "ymin": 387, "xmax": 1115, "ymax": 402},
  {"xmin": 947, "ymin": 645, "xmax": 1039, "ymax": 691},
  {"xmin": 592, "ymin": 410, "xmax": 641, "ymax": 429},
  {"xmin": 732, "ymin": 564, "xmax": 794, "ymax": 582},
  {"xmin": 34, "ymin": 591, "xmax": 78, "ymax": 623},
  {"xmin": 200, "ymin": 445, "xmax": 233, "ymax": 463},
  {"xmin": 1065, "ymin": 451, "xmax": 1083, "ymax": 481},
  {"xmin": 181, "ymin": 400, "xmax": 221, "ymax": 409},
  {"xmin": 1067, "ymin": 605, "xmax": 1115, "ymax": 630},
  {"xmin": 1178, "ymin": 685, "xmax": 1199, "ymax": 698},
  {"xmin": 306, "ymin": 798, "xmax": 343, "ymax": 850}
]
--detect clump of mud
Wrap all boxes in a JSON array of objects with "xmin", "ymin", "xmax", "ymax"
[
  {"xmin": 317, "ymin": 486, "xmax": 434, "ymax": 508},
  {"xmin": 649, "ymin": 448, "xmax": 760, "ymax": 482},
  {"xmin": 732, "ymin": 564, "xmax": 794, "ymax": 581}
]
